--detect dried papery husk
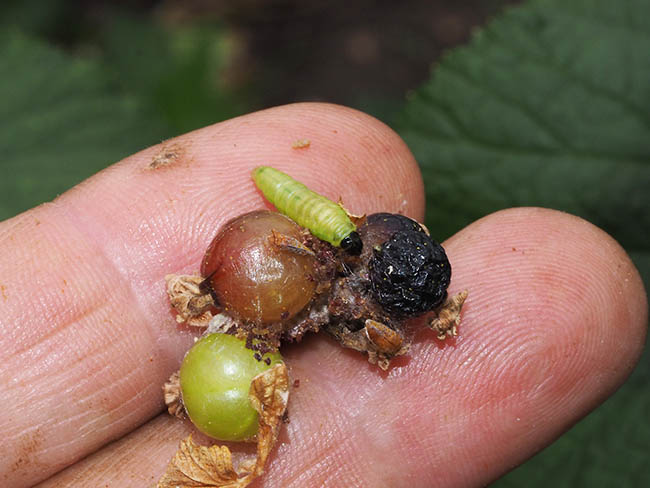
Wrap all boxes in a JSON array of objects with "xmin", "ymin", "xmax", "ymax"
[
  {"xmin": 336, "ymin": 197, "xmax": 366, "ymax": 227},
  {"xmin": 157, "ymin": 362, "xmax": 289, "ymax": 488},
  {"xmin": 166, "ymin": 274, "xmax": 215, "ymax": 327},
  {"xmin": 163, "ymin": 371, "xmax": 184, "ymax": 419},
  {"xmin": 205, "ymin": 313, "xmax": 239, "ymax": 335},
  {"xmin": 429, "ymin": 290, "xmax": 469, "ymax": 340},
  {"xmin": 324, "ymin": 319, "xmax": 409, "ymax": 370},
  {"xmin": 364, "ymin": 319, "xmax": 406, "ymax": 356}
]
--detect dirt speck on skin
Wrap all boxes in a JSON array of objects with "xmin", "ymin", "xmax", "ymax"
[
  {"xmin": 292, "ymin": 139, "xmax": 310, "ymax": 149},
  {"xmin": 9, "ymin": 427, "xmax": 45, "ymax": 476},
  {"xmin": 148, "ymin": 143, "xmax": 186, "ymax": 169}
]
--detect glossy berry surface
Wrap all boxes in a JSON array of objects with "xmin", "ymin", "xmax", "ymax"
[
  {"xmin": 362, "ymin": 214, "xmax": 451, "ymax": 317},
  {"xmin": 201, "ymin": 210, "xmax": 317, "ymax": 324},
  {"xmin": 357, "ymin": 213, "xmax": 425, "ymax": 262},
  {"xmin": 180, "ymin": 333, "xmax": 283, "ymax": 441}
]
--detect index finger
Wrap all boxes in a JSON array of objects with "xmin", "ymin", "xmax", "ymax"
[{"xmin": 0, "ymin": 103, "xmax": 423, "ymax": 487}]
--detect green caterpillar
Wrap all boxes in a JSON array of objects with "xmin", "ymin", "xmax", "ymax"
[{"xmin": 251, "ymin": 166, "xmax": 362, "ymax": 255}]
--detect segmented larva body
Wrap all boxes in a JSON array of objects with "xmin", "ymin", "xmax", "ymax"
[{"xmin": 251, "ymin": 166, "xmax": 362, "ymax": 254}]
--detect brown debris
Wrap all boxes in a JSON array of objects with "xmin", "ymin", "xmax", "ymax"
[
  {"xmin": 157, "ymin": 363, "xmax": 290, "ymax": 488},
  {"xmin": 429, "ymin": 290, "xmax": 468, "ymax": 340},
  {"xmin": 270, "ymin": 230, "xmax": 316, "ymax": 257},
  {"xmin": 166, "ymin": 274, "xmax": 215, "ymax": 327},
  {"xmin": 163, "ymin": 371, "xmax": 185, "ymax": 418},
  {"xmin": 206, "ymin": 313, "xmax": 238, "ymax": 335},
  {"xmin": 291, "ymin": 139, "xmax": 310, "ymax": 149},
  {"xmin": 280, "ymin": 297, "xmax": 330, "ymax": 342},
  {"xmin": 336, "ymin": 198, "xmax": 366, "ymax": 227},
  {"xmin": 325, "ymin": 319, "xmax": 408, "ymax": 370},
  {"xmin": 149, "ymin": 143, "xmax": 184, "ymax": 169},
  {"xmin": 364, "ymin": 319, "xmax": 406, "ymax": 356}
]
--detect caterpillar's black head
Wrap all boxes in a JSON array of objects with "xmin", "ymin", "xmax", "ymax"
[{"xmin": 340, "ymin": 231, "xmax": 363, "ymax": 255}]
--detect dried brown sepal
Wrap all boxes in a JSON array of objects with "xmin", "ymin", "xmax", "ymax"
[
  {"xmin": 270, "ymin": 230, "xmax": 316, "ymax": 257},
  {"xmin": 206, "ymin": 313, "xmax": 239, "ymax": 335},
  {"xmin": 157, "ymin": 363, "xmax": 290, "ymax": 488},
  {"xmin": 164, "ymin": 371, "xmax": 185, "ymax": 418},
  {"xmin": 418, "ymin": 221, "xmax": 431, "ymax": 236},
  {"xmin": 156, "ymin": 437, "xmax": 240, "ymax": 488},
  {"xmin": 429, "ymin": 290, "xmax": 468, "ymax": 340},
  {"xmin": 325, "ymin": 324, "xmax": 369, "ymax": 354},
  {"xmin": 326, "ymin": 321, "xmax": 408, "ymax": 370},
  {"xmin": 364, "ymin": 319, "xmax": 407, "ymax": 357},
  {"xmin": 336, "ymin": 198, "xmax": 366, "ymax": 227},
  {"xmin": 247, "ymin": 362, "xmax": 290, "ymax": 473},
  {"xmin": 166, "ymin": 274, "xmax": 215, "ymax": 327}
]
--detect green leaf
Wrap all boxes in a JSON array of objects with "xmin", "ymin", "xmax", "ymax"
[
  {"xmin": 0, "ymin": 0, "xmax": 72, "ymax": 38},
  {"xmin": 398, "ymin": 0, "xmax": 650, "ymax": 486},
  {"xmin": 100, "ymin": 14, "xmax": 248, "ymax": 133},
  {"xmin": 399, "ymin": 0, "xmax": 650, "ymax": 285},
  {"xmin": 0, "ymin": 33, "xmax": 172, "ymax": 220}
]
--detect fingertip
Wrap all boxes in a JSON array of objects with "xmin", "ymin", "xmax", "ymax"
[
  {"xmin": 0, "ymin": 102, "xmax": 425, "ymax": 485},
  {"xmin": 448, "ymin": 207, "xmax": 647, "ymax": 384},
  {"xmin": 120, "ymin": 102, "xmax": 424, "ymax": 219},
  {"xmin": 220, "ymin": 102, "xmax": 425, "ymax": 220},
  {"xmin": 408, "ymin": 207, "xmax": 648, "ymax": 486}
]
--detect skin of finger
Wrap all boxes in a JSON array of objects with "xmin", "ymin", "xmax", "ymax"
[
  {"xmin": 0, "ymin": 103, "xmax": 424, "ymax": 487},
  {"xmin": 38, "ymin": 208, "xmax": 647, "ymax": 488}
]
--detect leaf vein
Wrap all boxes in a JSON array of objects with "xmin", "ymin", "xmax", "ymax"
[
  {"xmin": 439, "ymin": 60, "xmax": 572, "ymax": 148},
  {"xmin": 552, "ymin": 3, "xmax": 650, "ymax": 40},
  {"xmin": 482, "ymin": 23, "xmax": 650, "ymax": 130},
  {"xmin": 406, "ymin": 124, "xmax": 650, "ymax": 167}
]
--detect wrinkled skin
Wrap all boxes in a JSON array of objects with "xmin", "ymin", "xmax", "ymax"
[{"xmin": 0, "ymin": 104, "xmax": 646, "ymax": 488}]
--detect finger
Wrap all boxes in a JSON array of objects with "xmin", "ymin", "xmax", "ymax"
[
  {"xmin": 0, "ymin": 103, "xmax": 423, "ymax": 487},
  {"xmin": 35, "ymin": 414, "xmax": 195, "ymax": 488},
  {"xmin": 38, "ymin": 208, "xmax": 647, "ymax": 487}
]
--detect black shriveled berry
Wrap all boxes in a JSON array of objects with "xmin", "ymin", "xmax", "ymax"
[
  {"xmin": 369, "ymin": 230, "xmax": 450, "ymax": 317},
  {"xmin": 365, "ymin": 213, "xmax": 425, "ymax": 235},
  {"xmin": 358, "ymin": 213, "xmax": 423, "ymax": 249},
  {"xmin": 357, "ymin": 213, "xmax": 427, "ymax": 263}
]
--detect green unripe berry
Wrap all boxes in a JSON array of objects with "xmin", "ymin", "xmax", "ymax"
[{"xmin": 180, "ymin": 333, "xmax": 283, "ymax": 441}]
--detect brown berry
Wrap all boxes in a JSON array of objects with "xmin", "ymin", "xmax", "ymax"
[{"xmin": 201, "ymin": 210, "xmax": 317, "ymax": 324}]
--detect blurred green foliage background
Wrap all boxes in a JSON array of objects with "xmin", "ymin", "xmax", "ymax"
[{"xmin": 1, "ymin": 0, "xmax": 648, "ymax": 486}]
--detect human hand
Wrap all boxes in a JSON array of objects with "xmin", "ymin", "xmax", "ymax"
[{"xmin": 1, "ymin": 104, "xmax": 646, "ymax": 487}]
